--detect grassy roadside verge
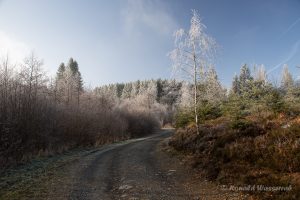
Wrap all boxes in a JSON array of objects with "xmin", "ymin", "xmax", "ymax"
[
  {"xmin": 0, "ymin": 133, "xmax": 159, "ymax": 199},
  {"xmin": 0, "ymin": 147, "xmax": 98, "ymax": 199}
]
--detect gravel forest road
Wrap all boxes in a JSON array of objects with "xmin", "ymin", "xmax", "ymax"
[
  {"xmin": 1, "ymin": 129, "xmax": 245, "ymax": 200},
  {"xmin": 69, "ymin": 130, "xmax": 196, "ymax": 200}
]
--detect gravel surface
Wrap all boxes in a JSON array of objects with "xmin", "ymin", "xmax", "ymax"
[{"xmin": 1, "ymin": 129, "xmax": 249, "ymax": 200}]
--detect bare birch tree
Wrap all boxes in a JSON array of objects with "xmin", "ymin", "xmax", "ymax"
[{"xmin": 169, "ymin": 10, "xmax": 217, "ymax": 134}]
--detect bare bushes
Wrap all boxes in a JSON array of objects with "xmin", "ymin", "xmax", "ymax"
[
  {"xmin": 118, "ymin": 97, "xmax": 161, "ymax": 138},
  {"xmin": 0, "ymin": 88, "xmax": 161, "ymax": 169},
  {"xmin": 0, "ymin": 55, "xmax": 161, "ymax": 169}
]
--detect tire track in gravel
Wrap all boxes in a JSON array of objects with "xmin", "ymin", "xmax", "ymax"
[{"xmin": 43, "ymin": 129, "xmax": 246, "ymax": 200}]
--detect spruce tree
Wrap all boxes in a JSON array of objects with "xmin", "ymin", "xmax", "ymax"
[
  {"xmin": 281, "ymin": 64, "xmax": 293, "ymax": 90},
  {"xmin": 232, "ymin": 74, "xmax": 240, "ymax": 94}
]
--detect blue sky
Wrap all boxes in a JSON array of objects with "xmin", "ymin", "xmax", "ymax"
[{"xmin": 0, "ymin": 0, "xmax": 300, "ymax": 87}]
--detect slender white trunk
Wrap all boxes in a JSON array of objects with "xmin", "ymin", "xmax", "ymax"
[{"xmin": 192, "ymin": 42, "xmax": 199, "ymax": 135}]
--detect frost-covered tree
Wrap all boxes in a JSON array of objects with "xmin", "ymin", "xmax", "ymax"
[
  {"xmin": 156, "ymin": 79, "xmax": 165, "ymax": 102},
  {"xmin": 138, "ymin": 81, "xmax": 148, "ymax": 95},
  {"xmin": 239, "ymin": 64, "xmax": 252, "ymax": 88},
  {"xmin": 94, "ymin": 84, "xmax": 118, "ymax": 104},
  {"xmin": 145, "ymin": 80, "xmax": 157, "ymax": 98},
  {"xmin": 68, "ymin": 58, "xmax": 78, "ymax": 74},
  {"xmin": 67, "ymin": 58, "xmax": 83, "ymax": 93},
  {"xmin": 55, "ymin": 58, "xmax": 83, "ymax": 105},
  {"xmin": 281, "ymin": 64, "xmax": 293, "ymax": 90},
  {"xmin": 235, "ymin": 64, "xmax": 254, "ymax": 97},
  {"xmin": 280, "ymin": 64, "xmax": 296, "ymax": 104},
  {"xmin": 179, "ymin": 81, "xmax": 193, "ymax": 107},
  {"xmin": 20, "ymin": 52, "xmax": 47, "ymax": 101},
  {"xmin": 116, "ymin": 83, "xmax": 125, "ymax": 98},
  {"xmin": 203, "ymin": 66, "xmax": 225, "ymax": 103},
  {"xmin": 169, "ymin": 10, "xmax": 217, "ymax": 134},
  {"xmin": 161, "ymin": 79, "xmax": 182, "ymax": 106},
  {"xmin": 232, "ymin": 74, "xmax": 240, "ymax": 94},
  {"xmin": 0, "ymin": 55, "xmax": 15, "ymax": 120},
  {"xmin": 64, "ymin": 64, "xmax": 75, "ymax": 105},
  {"xmin": 131, "ymin": 80, "xmax": 140, "ymax": 98},
  {"xmin": 55, "ymin": 63, "xmax": 66, "ymax": 103},
  {"xmin": 135, "ymin": 80, "xmax": 157, "ymax": 108},
  {"xmin": 56, "ymin": 63, "xmax": 65, "ymax": 81},
  {"xmin": 254, "ymin": 64, "xmax": 267, "ymax": 83},
  {"xmin": 121, "ymin": 82, "xmax": 132, "ymax": 99}
]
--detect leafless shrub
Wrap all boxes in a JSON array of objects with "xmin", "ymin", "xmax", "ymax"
[{"xmin": 0, "ymin": 54, "xmax": 162, "ymax": 169}]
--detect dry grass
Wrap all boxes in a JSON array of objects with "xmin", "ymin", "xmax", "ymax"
[
  {"xmin": 168, "ymin": 116, "xmax": 300, "ymax": 200},
  {"xmin": 0, "ymin": 147, "xmax": 94, "ymax": 199}
]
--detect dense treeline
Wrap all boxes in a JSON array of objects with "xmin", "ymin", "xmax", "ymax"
[
  {"xmin": 0, "ymin": 54, "xmax": 183, "ymax": 169},
  {"xmin": 175, "ymin": 64, "xmax": 300, "ymax": 127},
  {"xmin": 94, "ymin": 79, "xmax": 184, "ymax": 125},
  {"xmin": 171, "ymin": 64, "xmax": 300, "ymax": 199}
]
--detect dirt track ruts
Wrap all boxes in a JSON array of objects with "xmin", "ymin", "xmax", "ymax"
[{"xmin": 1, "ymin": 129, "xmax": 246, "ymax": 200}]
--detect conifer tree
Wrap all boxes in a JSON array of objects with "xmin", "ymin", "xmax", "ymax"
[
  {"xmin": 281, "ymin": 64, "xmax": 293, "ymax": 90},
  {"xmin": 232, "ymin": 74, "xmax": 240, "ymax": 94}
]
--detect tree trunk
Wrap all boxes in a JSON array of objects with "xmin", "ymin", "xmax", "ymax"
[{"xmin": 193, "ymin": 42, "xmax": 199, "ymax": 135}]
